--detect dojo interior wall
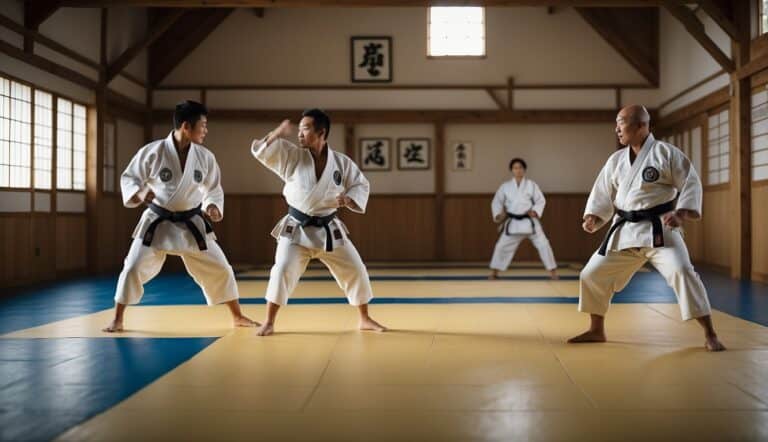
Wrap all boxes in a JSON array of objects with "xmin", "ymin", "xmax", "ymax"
[
  {"xmin": 1, "ymin": 2, "xmax": 765, "ymax": 287},
  {"xmin": 0, "ymin": 3, "xmax": 149, "ymax": 286}
]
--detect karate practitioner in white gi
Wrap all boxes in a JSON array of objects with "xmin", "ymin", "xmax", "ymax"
[
  {"xmin": 489, "ymin": 158, "xmax": 559, "ymax": 280},
  {"xmin": 103, "ymin": 101, "xmax": 256, "ymax": 332},
  {"xmin": 568, "ymin": 105, "xmax": 725, "ymax": 351},
  {"xmin": 250, "ymin": 109, "xmax": 386, "ymax": 336}
]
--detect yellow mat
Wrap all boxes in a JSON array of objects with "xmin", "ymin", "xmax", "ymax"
[{"xmin": 48, "ymin": 303, "xmax": 768, "ymax": 442}]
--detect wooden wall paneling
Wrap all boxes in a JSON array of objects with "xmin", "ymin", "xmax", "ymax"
[
  {"xmin": 0, "ymin": 214, "xmax": 34, "ymax": 286},
  {"xmin": 752, "ymin": 183, "xmax": 768, "ymax": 283},
  {"xmin": 55, "ymin": 215, "xmax": 88, "ymax": 273},
  {"xmin": 701, "ymin": 188, "xmax": 731, "ymax": 271}
]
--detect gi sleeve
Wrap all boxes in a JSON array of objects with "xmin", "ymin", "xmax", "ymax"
[
  {"xmin": 584, "ymin": 159, "xmax": 616, "ymax": 229},
  {"xmin": 251, "ymin": 137, "xmax": 301, "ymax": 181},
  {"xmin": 343, "ymin": 160, "xmax": 370, "ymax": 214},
  {"xmin": 202, "ymin": 152, "xmax": 225, "ymax": 216},
  {"xmin": 531, "ymin": 182, "xmax": 546, "ymax": 218},
  {"xmin": 670, "ymin": 147, "xmax": 703, "ymax": 219},
  {"xmin": 120, "ymin": 145, "xmax": 152, "ymax": 208}
]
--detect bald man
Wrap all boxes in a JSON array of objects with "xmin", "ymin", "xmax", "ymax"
[{"xmin": 568, "ymin": 105, "xmax": 725, "ymax": 352}]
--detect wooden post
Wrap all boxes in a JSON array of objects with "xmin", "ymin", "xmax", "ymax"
[
  {"xmin": 434, "ymin": 121, "xmax": 445, "ymax": 260},
  {"xmin": 729, "ymin": 1, "xmax": 751, "ymax": 279}
]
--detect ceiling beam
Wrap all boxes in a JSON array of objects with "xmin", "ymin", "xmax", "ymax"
[
  {"xmin": 58, "ymin": 0, "xmax": 698, "ymax": 7},
  {"xmin": 663, "ymin": 0, "xmax": 734, "ymax": 73},
  {"xmin": 23, "ymin": 1, "xmax": 60, "ymax": 52},
  {"xmin": 24, "ymin": 1, "xmax": 60, "ymax": 29},
  {"xmin": 699, "ymin": 0, "xmax": 737, "ymax": 41},
  {"xmin": 575, "ymin": 7, "xmax": 659, "ymax": 86},
  {"xmin": 151, "ymin": 108, "xmax": 620, "ymax": 124},
  {"xmin": 148, "ymin": 8, "xmax": 233, "ymax": 86},
  {"xmin": 105, "ymin": 8, "xmax": 185, "ymax": 82}
]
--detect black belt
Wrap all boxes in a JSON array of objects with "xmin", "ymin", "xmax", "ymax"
[
  {"xmin": 143, "ymin": 203, "xmax": 213, "ymax": 251},
  {"xmin": 504, "ymin": 213, "xmax": 535, "ymax": 235},
  {"xmin": 288, "ymin": 206, "xmax": 338, "ymax": 252},
  {"xmin": 597, "ymin": 200, "xmax": 676, "ymax": 256}
]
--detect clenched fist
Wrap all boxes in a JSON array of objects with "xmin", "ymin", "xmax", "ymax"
[
  {"xmin": 206, "ymin": 204, "xmax": 223, "ymax": 222},
  {"xmin": 582, "ymin": 214, "xmax": 601, "ymax": 233}
]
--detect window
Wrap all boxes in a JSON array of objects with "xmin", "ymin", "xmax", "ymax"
[
  {"xmin": 0, "ymin": 77, "xmax": 32, "ymax": 188},
  {"xmin": 56, "ymin": 98, "xmax": 87, "ymax": 191},
  {"xmin": 34, "ymin": 90, "xmax": 53, "ymax": 190},
  {"xmin": 427, "ymin": 7, "xmax": 485, "ymax": 57},
  {"xmin": 751, "ymin": 88, "xmax": 768, "ymax": 181},
  {"xmin": 707, "ymin": 109, "xmax": 730, "ymax": 185},
  {"xmin": 0, "ymin": 72, "xmax": 89, "ymax": 198},
  {"xmin": 761, "ymin": 0, "xmax": 768, "ymax": 35},
  {"xmin": 103, "ymin": 121, "xmax": 116, "ymax": 192}
]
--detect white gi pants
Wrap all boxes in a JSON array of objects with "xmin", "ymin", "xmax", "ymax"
[
  {"xmin": 266, "ymin": 237, "xmax": 373, "ymax": 306},
  {"xmin": 114, "ymin": 237, "xmax": 240, "ymax": 305},
  {"xmin": 578, "ymin": 229, "xmax": 712, "ymax": 321},
  {"xmin": 490, "ymin": 226, "xmax": 557, "ymax": 271}
]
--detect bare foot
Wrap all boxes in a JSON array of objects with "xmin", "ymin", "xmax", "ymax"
[
  {"xmin": 102, "ymin": 320, "xmax": 123, "ymax": 333},
  {"xmin": 567, "ymin": 330, "xmax": 606, "ymax": 344},
  {"xmin": 488, "ymin": 274, "xmax": 498, "ymax": 280},
  {"xmin": 233, "ymin": 315, "xmax": 260, "ymax": 328},
  {"xmin": 705, "ymin": 335, "xmax": 726, "ymax": 352},
  {"xmin": 255, "ymin": 322, "xmax": 274, "ymax": 336},
  {"xmin": 359, "ymin": 316, "xmax": 387, "ymax": 332},
  {"xmin": 549, "ymin": 270, "xmax": 559, "ymax": 280}
]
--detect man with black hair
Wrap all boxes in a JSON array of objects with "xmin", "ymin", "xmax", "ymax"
[
  {"xmin": 103, "ymin": 100, "xmax": 257, "ymax": 332},
  {"xmin": 489, "ymin": 157, "xmax": 558, "ymax": 280},
  {"xmin": 250, "ymin": 108, "xmax": 386, "ymax": 336}
]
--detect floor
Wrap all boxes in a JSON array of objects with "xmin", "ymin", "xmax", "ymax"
[{"xmin": 1, "ymin": 262, "xmax": 767, "ymax": 441}]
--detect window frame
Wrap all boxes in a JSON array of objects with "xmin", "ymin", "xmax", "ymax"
[
  {"xmin": 0, "ymin": 70, "xmax": 89, "ymax": 195},
  {"xmin": 426, "ymin": 6, "xmax": 487, "ymax": 59}
]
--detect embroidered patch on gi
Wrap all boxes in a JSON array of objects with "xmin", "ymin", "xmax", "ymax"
[
  {"xmin": 159, "ymin": 168, "xmax": 173, "ymax": 182},
  {"xmin": 642, "ymin": 166, "xmax": 660, "ymax": 183},
  {"xmin": 194, "ymin": 170, "xmax": 203, "ymax": 183},
  {"xmin": 333, "ymin": 229, "xmax": 343, "ymax": 240},
  {"xmin": 333, "ymin": 170, "xmax": 342, "ymax": 185}
]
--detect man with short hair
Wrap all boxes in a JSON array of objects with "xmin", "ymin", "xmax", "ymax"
[
  {"xmin": 250, "ymin": 108, "xmax": 386, "ymax": 336},
  {"xmin": 103, "ymin": 100, "xmax": 256, "ymax": 332}
]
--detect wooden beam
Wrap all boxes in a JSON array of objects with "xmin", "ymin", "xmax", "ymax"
[
  {"xmin": 152, "ymin": 108, "xmax": 620, "ymax": 124},
  {"xmin": 58, "ymin": 0, "xmax": 696, "ymax": 6},
  {"xmin": 25, "ymin": 1, "xmax": 60, "ymax": 28},
  {"xmin": 485, "ymin": 88, "xmax": 506, "ymax": 110},
  {"xmin": 737, "ymin": 53, "xmax": 768, "ymax": 81},
  {"xmin": 729, "ymin": 0, "xmax": 751, "ymax": 280},
  {"xmin": 0, "ymin": 13, "xmax": 101, "ymax": 70},
  {"xmin": 698, "ymin": 0, "xmax": 737, "ymax": 41},
  {"xmin": 149, "ymin": 8, "xmax": 233, "ymax": 86},
  {"xmin": 575, "ymin": 7, "xmax": 659, "ymax": 86},
  {"xmin": 153, "ymin": 82, "xmax": 652, "ymax": 91},
  {"xmin": 657, "ymin": 68, "xmax": 725, "ymax": 110},
  {"xmin": 663, "ymin": 0, "xmax": 735, "ymax": 73},
  {"xmin": 434, "ymin": 122, "xmax": 445, "ymax": 261},
  {"xmin": 0, "ymin": 38, "xmax": 96, "ymax": 89},
  {"xmin": 655, "ymin": 86, "xmax": 728, "ymax": 129},
  {"xmin": 106, "ymin": 9, "xmax": 185, "ymax": 83}
]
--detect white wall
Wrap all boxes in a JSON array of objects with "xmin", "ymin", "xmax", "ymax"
[
  {"xmin": 39, "ymin": 8, "xmax": 101, "ymax": 64},
  {"xmin": 151, "ymin": 120, "xmax": 349, "ymax": 194},
  {"xmin": 355, "ymin": 124, "xmax": 435, "ymax": 193},
  {"xmin": 116, "ymin": 118, "xmax": 146, "ymax": 174},
  {"xmin": 656, "ymin": 8, "xmax": 732, "ymax": 116},
  {"xmin": 444, "ymin": 123, "xmax": 616, "ymax": 194},
  {"xmin": 107, "ymin": 7, "xmax": 148, "ymax": 82},
  {"xmin": 162, "ymin": 7, "xmax": 644, "ymax": 86}
]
